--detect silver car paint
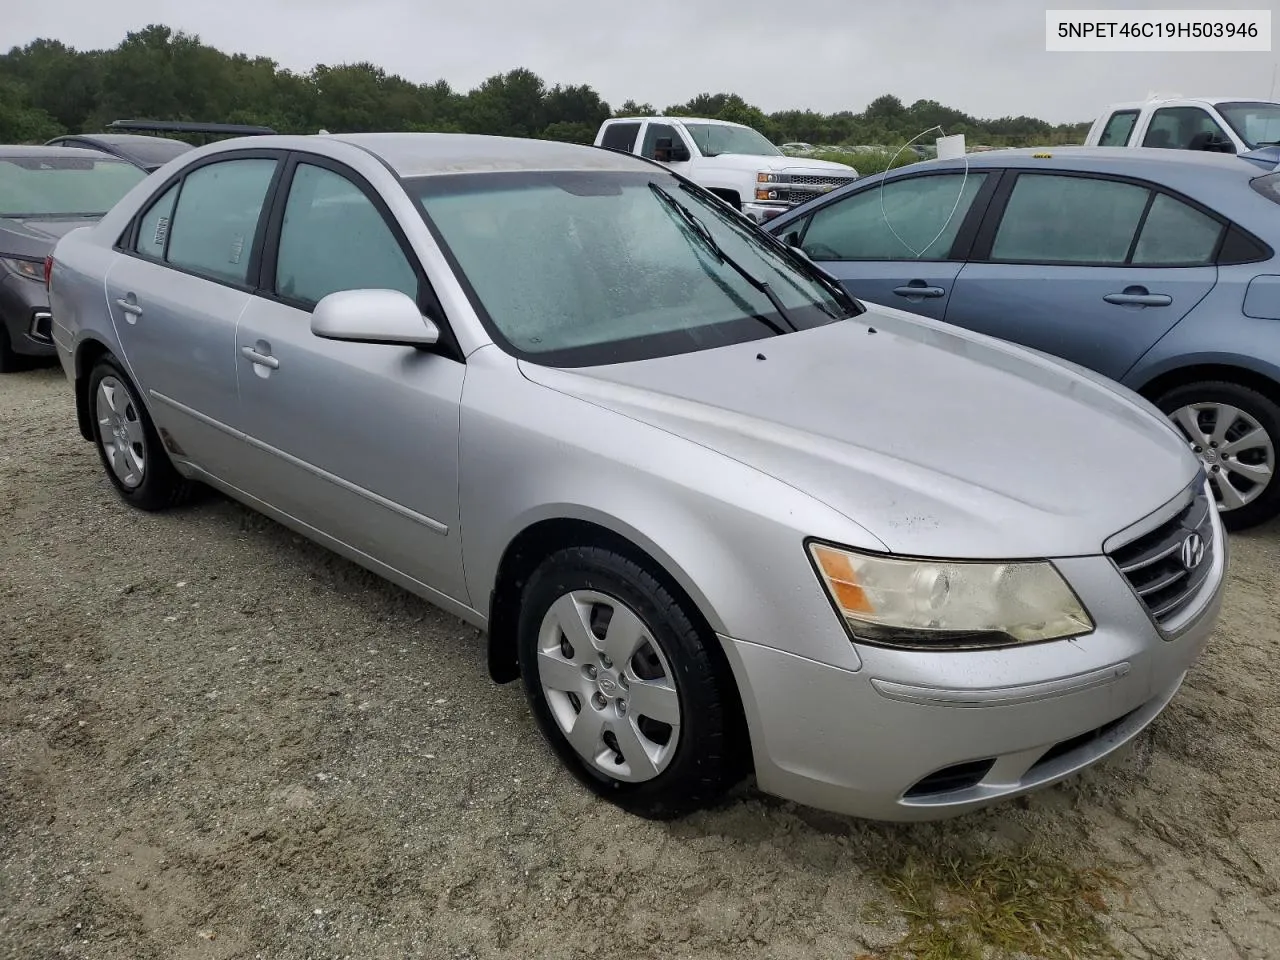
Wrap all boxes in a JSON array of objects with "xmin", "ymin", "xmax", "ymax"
[{"xmin": 49, "ymin": 133, "xmax": 1225, "ymax": 820}]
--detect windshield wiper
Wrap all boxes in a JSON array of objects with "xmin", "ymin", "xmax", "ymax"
[{"xmin": 648, "ymin": 181, "xmax": 797, "ymax": 332}]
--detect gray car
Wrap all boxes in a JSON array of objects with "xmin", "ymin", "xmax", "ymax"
[
  {"xmin": 0, "ymin": 145, "xmax": 147, "ymax": 371},
  {"xmin": 47, "ymin": 133, "xmax": 1226, "ymax": 821}
]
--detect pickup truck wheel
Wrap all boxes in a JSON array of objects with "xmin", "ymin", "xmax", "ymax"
[
  {"xmin": 518, "ymin": 546, "xmax": 744, "ymax": 819},
  {"xmin": 88, "ymin": 357, "xmax": 193, "ymax": 511},
  {"xmin": 1157, "ymin": 380, "xmax": 1280, "ymax": 530}
]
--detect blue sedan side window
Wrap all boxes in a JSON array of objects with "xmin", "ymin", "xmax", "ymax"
[
  {"xmin": 1132, "ymin": 193, "xmax": 1223, "ymax": 265},
  {"xmin": 800, "ymin": 173, "xmax": 987, "ymax": 261},
  {"xmin": 991, "ymin": 175, "xmax": 1148, "ymax": 265}
]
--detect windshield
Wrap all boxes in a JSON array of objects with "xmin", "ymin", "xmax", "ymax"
[
  {"xmin": 1217, "ymin": 101, "xmax": 1280, "ymax": 148},
  {"xmin": 0, "ymin": 156, "xmax": 146, "ymax": 218},
  {"xmin": 412, "ymin": 171, "xmax": 855, "ymax": 366},
  {"xmin": 98, "ymin": 136, "xmax": 193, "ymax": 166},
  {"xmin": 681, "ymin": 123, "xmax": 784, "ymax": 158}
]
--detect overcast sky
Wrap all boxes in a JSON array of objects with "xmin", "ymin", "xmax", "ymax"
[{"xmin": 8, "ymin": 0, "xmax": 1278, "ymax": 125}]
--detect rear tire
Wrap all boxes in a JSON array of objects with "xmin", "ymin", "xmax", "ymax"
[
  {"xmin": 1156, "ymin": 380, "xmax": 1280, "ymax": 530},
  {"xmin": 517, "ymin": 546, "xmax": 745, "ymax": 819},
  {"xmin": 0, "ymin": 325, "xmax": 20, "ymax": 373},
  {"xmin": 88, "ymin": 357, "xmax": 193, "ymax": 511}
]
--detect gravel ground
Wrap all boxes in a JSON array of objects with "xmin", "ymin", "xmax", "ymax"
[{"xmin": 2, "ymin": 363, "xmax": 1279, "ymax": 960}]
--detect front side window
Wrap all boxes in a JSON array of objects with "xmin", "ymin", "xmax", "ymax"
[
  {"xmin": 800, "ymin": 173, "xmax": 988, "ymax": 261},
  {"xmin": 0, "ymin": 155, "xmax": 145, "ymax": 218},
  {"xmin": 164, "ymin": 158, "xmax": 278, "ymax": 284},
  {"xmin": 1098, "ymin": 111, "xmax": 1138, "ymax": 147},
  {"xmin": 274, "ymin": 163, "xmax": 418, "ymax": 306},
  {"xmin": 1142, "ymin": 107, "xmax": 1232, "ymax": 150},
  {"xmin": 1217, "ymin": 101, "xmax": 1280, "ymax": 149},
  {"xmin": 640, "ymin": 123, "xmax": 686, "ymax": 161},
  {"xmin": 681, "ymin": 123, "xmax": 783, "ymax": 158},
  {"xmin": 413, "ymin": 171, "xmax": 856, "ymax": 366},
  {"xmin": 990, "ymin": 174, "xmax": 1149, "ymax": 265}
]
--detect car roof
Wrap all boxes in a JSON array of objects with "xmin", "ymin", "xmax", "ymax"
[
  {"xmin": 606, "ymin": 117, "xmax": 747, "ymax": 128},
  {"xmin": 1103, "ymin": 96, "xmax": 1276, "ymax": 110},
  {"xmin": 52, "ymin": 133, "xmax": 184, "ymax": 147},
  {"xmin": 0, "ymin": 144, "xmax": 132, "ymax": 161}
]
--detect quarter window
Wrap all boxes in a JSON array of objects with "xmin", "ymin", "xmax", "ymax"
[
  {"xmin": 990, "ymin": 174, "xmax": 1148, "ymax": 264},
  {"xmin": 273, "ymin": 163, "xmax": 418, "ymax": 306},
  {"xmin": 800, "ymin": 173, "xmax": 988, "ymax": 260},
  {"xmin": 164, "ymin": 158, "xmax": 278, "ymax": 284},
  {"xmin": 134, "ymin": 183, "xmax": 178, "ymax": 260}
]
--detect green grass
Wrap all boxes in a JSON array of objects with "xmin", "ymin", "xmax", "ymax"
[{"xmin": 859, "ymin": 845, "xmax": 1127, "ymax": 960}]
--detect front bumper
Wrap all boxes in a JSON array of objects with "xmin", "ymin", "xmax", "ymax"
[
  {"xmin": 0, "ymin": 271, "xmax": 55, "ymax": 358},
  {"xmin": 719, "ymin": 507, "xmax": 1227, "ymax": 822}
]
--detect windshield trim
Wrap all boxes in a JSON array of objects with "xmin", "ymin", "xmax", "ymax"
[
  {"xmin": 408, "ymin": 168, "xmax": 856, "ymax": 368},
  {"xmin": 1215, "ymin": 100, "xmax": 1280, "ymax": 148}
]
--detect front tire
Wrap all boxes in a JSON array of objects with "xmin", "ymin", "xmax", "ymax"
[
  {"xmin": 88, "ymin": 357, "xmax": 192, "ymax": 511},
  {"xmin": 518, "ymin": 546, "xmax": 745, "ymax": 819},
  {"xmin": 1157, "ymin": 380, "xmax": 1280, "ymax": 530}
]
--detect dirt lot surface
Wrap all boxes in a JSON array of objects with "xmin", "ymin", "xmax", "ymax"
[{"xmin": 2, "ymin": 363, "xmax": 1280, "ymax": 960}]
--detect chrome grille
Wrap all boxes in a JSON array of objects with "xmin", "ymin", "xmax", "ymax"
[
  {"xmin": 1109, "ymin": 483, "xmax": 1216, "ymax": 627},
  {"xmin": 790, "ymin": 174, "xmax": 857, "ymax": 188}
]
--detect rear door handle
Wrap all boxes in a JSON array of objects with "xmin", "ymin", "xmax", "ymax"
[
  {"xmin": 1104, "ymin": 291, "xmax": 1172, "ymax": 307},
  {"xmin": 892, "ymin": 284, "xmax": 946, "ymax": 299},
  {"xmin": 240, "ymin": 345, "xmax": 279, "ymax": 369},
  {"xmin": 115, "ymin": 297, "xmax": 142, "ymax": 318}
]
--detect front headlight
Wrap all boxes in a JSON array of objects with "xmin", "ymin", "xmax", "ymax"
[
  {"xmin": 0, "ymin": 257, "xmax": 44, "ymax": 283},
  {"xmin": 757, "ymin": 171, "xmax": 792, "ymax": 184},
  {"xmin": 809, "ymin": 542, "xmax": 1094, "ymax": 649}
]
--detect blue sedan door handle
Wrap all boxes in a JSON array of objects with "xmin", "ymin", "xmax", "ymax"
[
  {"xmin": 1104, "ymin": 286, "xmax": 1172, "ymax": 307},
  {"xmin": 892, "ymin": 282, "xmax": 946, "ymax": 299}
]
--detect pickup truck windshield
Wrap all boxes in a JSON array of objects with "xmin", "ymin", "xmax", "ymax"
[
  {"xmin": 1217, "ymin": 101, "xmax": 1280, "ymax": 148},
  {"xmin": 0, "ymin": 156, "xmax": 146, "ymax": 218},
  {"xmin": 681, "ymin": 124, "xmax": 784, "ymax": 158},
  {"xmin": 411, "ymin": 170, "xmax": 855, "ymax": 367}
]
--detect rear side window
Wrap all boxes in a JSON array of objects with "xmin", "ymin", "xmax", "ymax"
[
  {"xmin": 164, "ymin": 158, "xmax": 278, "ymax": 284},
  {"xmin": 801, "ymin": 173, "xmax": 988, "ymax": 260},
  {"xmin": 1132, "ymin": 194, "xmax": 1223, "ymax": 265},
  {"xmin": 273, "ymin": 162, "xmax": 418, "ymax": 306},
  {"xmin": 1098, "ymin": 111, "xmax": 1138, "ymax": 146},
  {"xmin": 991, "ymin": 174, "xmax": 1148, "ymax": 264},
  {"xmin": 600, "ymin": 123, "xmax": 641, "ymax": 153},
  {"xmin": 135, "ymin": 183, "xmax": 178, "ymax": 259}
]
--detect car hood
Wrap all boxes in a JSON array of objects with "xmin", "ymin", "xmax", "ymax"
[
  {"xmin": 707, "ymin": 154, "xmax": 857, "ymax": 175},
  {"xmin": 0, "ymin": 216, "xmax": 100, "ymax": 260},
  {"xmin": 518, "ymin": 305, "xmax": 1197, "ymax": 559}
]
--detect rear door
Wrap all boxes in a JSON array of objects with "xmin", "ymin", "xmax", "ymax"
[
  {"xmin": 770, "ymin": 169, "xmax": 997, "ymax": 321},
  {"xmin": 104, "ymin": 151, "xmax": 283, "ymax": 479},
  {"xmin": 945, "ymin": 170, "xmax": 1221, "ymax": 380}
]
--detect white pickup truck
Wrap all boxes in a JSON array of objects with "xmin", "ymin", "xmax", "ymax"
[
  {"xmin": 1084, "ymin": 96, "xmax": 1280, "ymax": 154},
  {"xmin": 594, "ymin": 116, "xmax": 858, "ymax": 223}
]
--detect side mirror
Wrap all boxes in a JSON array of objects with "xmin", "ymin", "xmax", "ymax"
[{"xmin": 311, "ymin": 289, "xmax": 440, "ymax": 348}]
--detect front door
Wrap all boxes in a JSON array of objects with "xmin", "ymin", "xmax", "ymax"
[
  {"xmin": 233, "ymin": 157, "xmax": 468, "ymax": 603},
  {"xmin": 946, "ymin": 171, "xmax": 1220, "ymax": 380},
  {"xmin": 776, "ymin": 170, "xmax": 994, "ymax": 321},
  {"xmin": 103, "ymin": 154, "xmax": 282, "ymax": 478}
]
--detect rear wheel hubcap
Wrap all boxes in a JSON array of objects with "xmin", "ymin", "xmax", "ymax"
[{"xmin": 1170, "ymin": 401, "xmax": 1274, "ymax": 511}]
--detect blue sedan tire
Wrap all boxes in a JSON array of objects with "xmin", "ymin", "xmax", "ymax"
[{"xmin": 517, "ymin": 546, "xmax": 748, "ymax": 819}]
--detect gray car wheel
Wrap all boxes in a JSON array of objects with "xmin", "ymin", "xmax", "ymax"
[
  {"xmin": 88, "ymin": 357, "xmax": 193, "ymax": 511},
  {"xmin": 517, "ymin": 546, "xmax": 747, "ymax": 819},
  {"xmin": 1158, "ymin": 380, "xmax": 1280, "ymax": 530}
]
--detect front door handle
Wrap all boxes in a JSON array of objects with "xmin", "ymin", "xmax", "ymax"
[
  {"xmin": 892, "ymin": 283, "xmax": 946, "ymax": 299},
  {"xmin": 1104, "ymin": 289, "xmax": 1172, "ymax": 307},
  {"xmin": 240, "ymin": 345, "xmax": 279, "ymax": 369}
]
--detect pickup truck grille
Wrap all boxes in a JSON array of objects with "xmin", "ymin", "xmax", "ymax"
[
  {"xmin": 1108, "ymin": 482, "xmax": 1216, "ymax": 628},
  {"xmin": 790, "ymin": 173, "xmax": 857, "ymax": 188}
]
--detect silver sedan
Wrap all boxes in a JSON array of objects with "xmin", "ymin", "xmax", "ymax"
[{"xmin": 47, "ymin": 132, "xmax": 1226, "ymax": 821}]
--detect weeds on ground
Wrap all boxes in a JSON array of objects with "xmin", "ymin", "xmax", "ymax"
[{"xmin": 860, "ymin": 845, "xmax": 1127, "ymax": 960}]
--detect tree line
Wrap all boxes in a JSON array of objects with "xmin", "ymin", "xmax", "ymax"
[{"xmin": 0, "ymin": 25, "xmax": 1091, "ymax": 150}]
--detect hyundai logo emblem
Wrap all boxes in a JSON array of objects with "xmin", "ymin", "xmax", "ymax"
[{"xmin": 1180, "ymin": 532, "xmax": 1206, "ymax": 571}]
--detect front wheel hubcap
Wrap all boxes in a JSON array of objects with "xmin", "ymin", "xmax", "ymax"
[
  {"xmin": 1170, "ymin": 402, "xmax": 1275, "ymax": 512},
  {"xmin": 95, "ymin": 376, "xmax": 147, "ymax": 489},
  {"xmin": 536, "ymin": 590, "xmax": 681, "ymax": 783}
]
